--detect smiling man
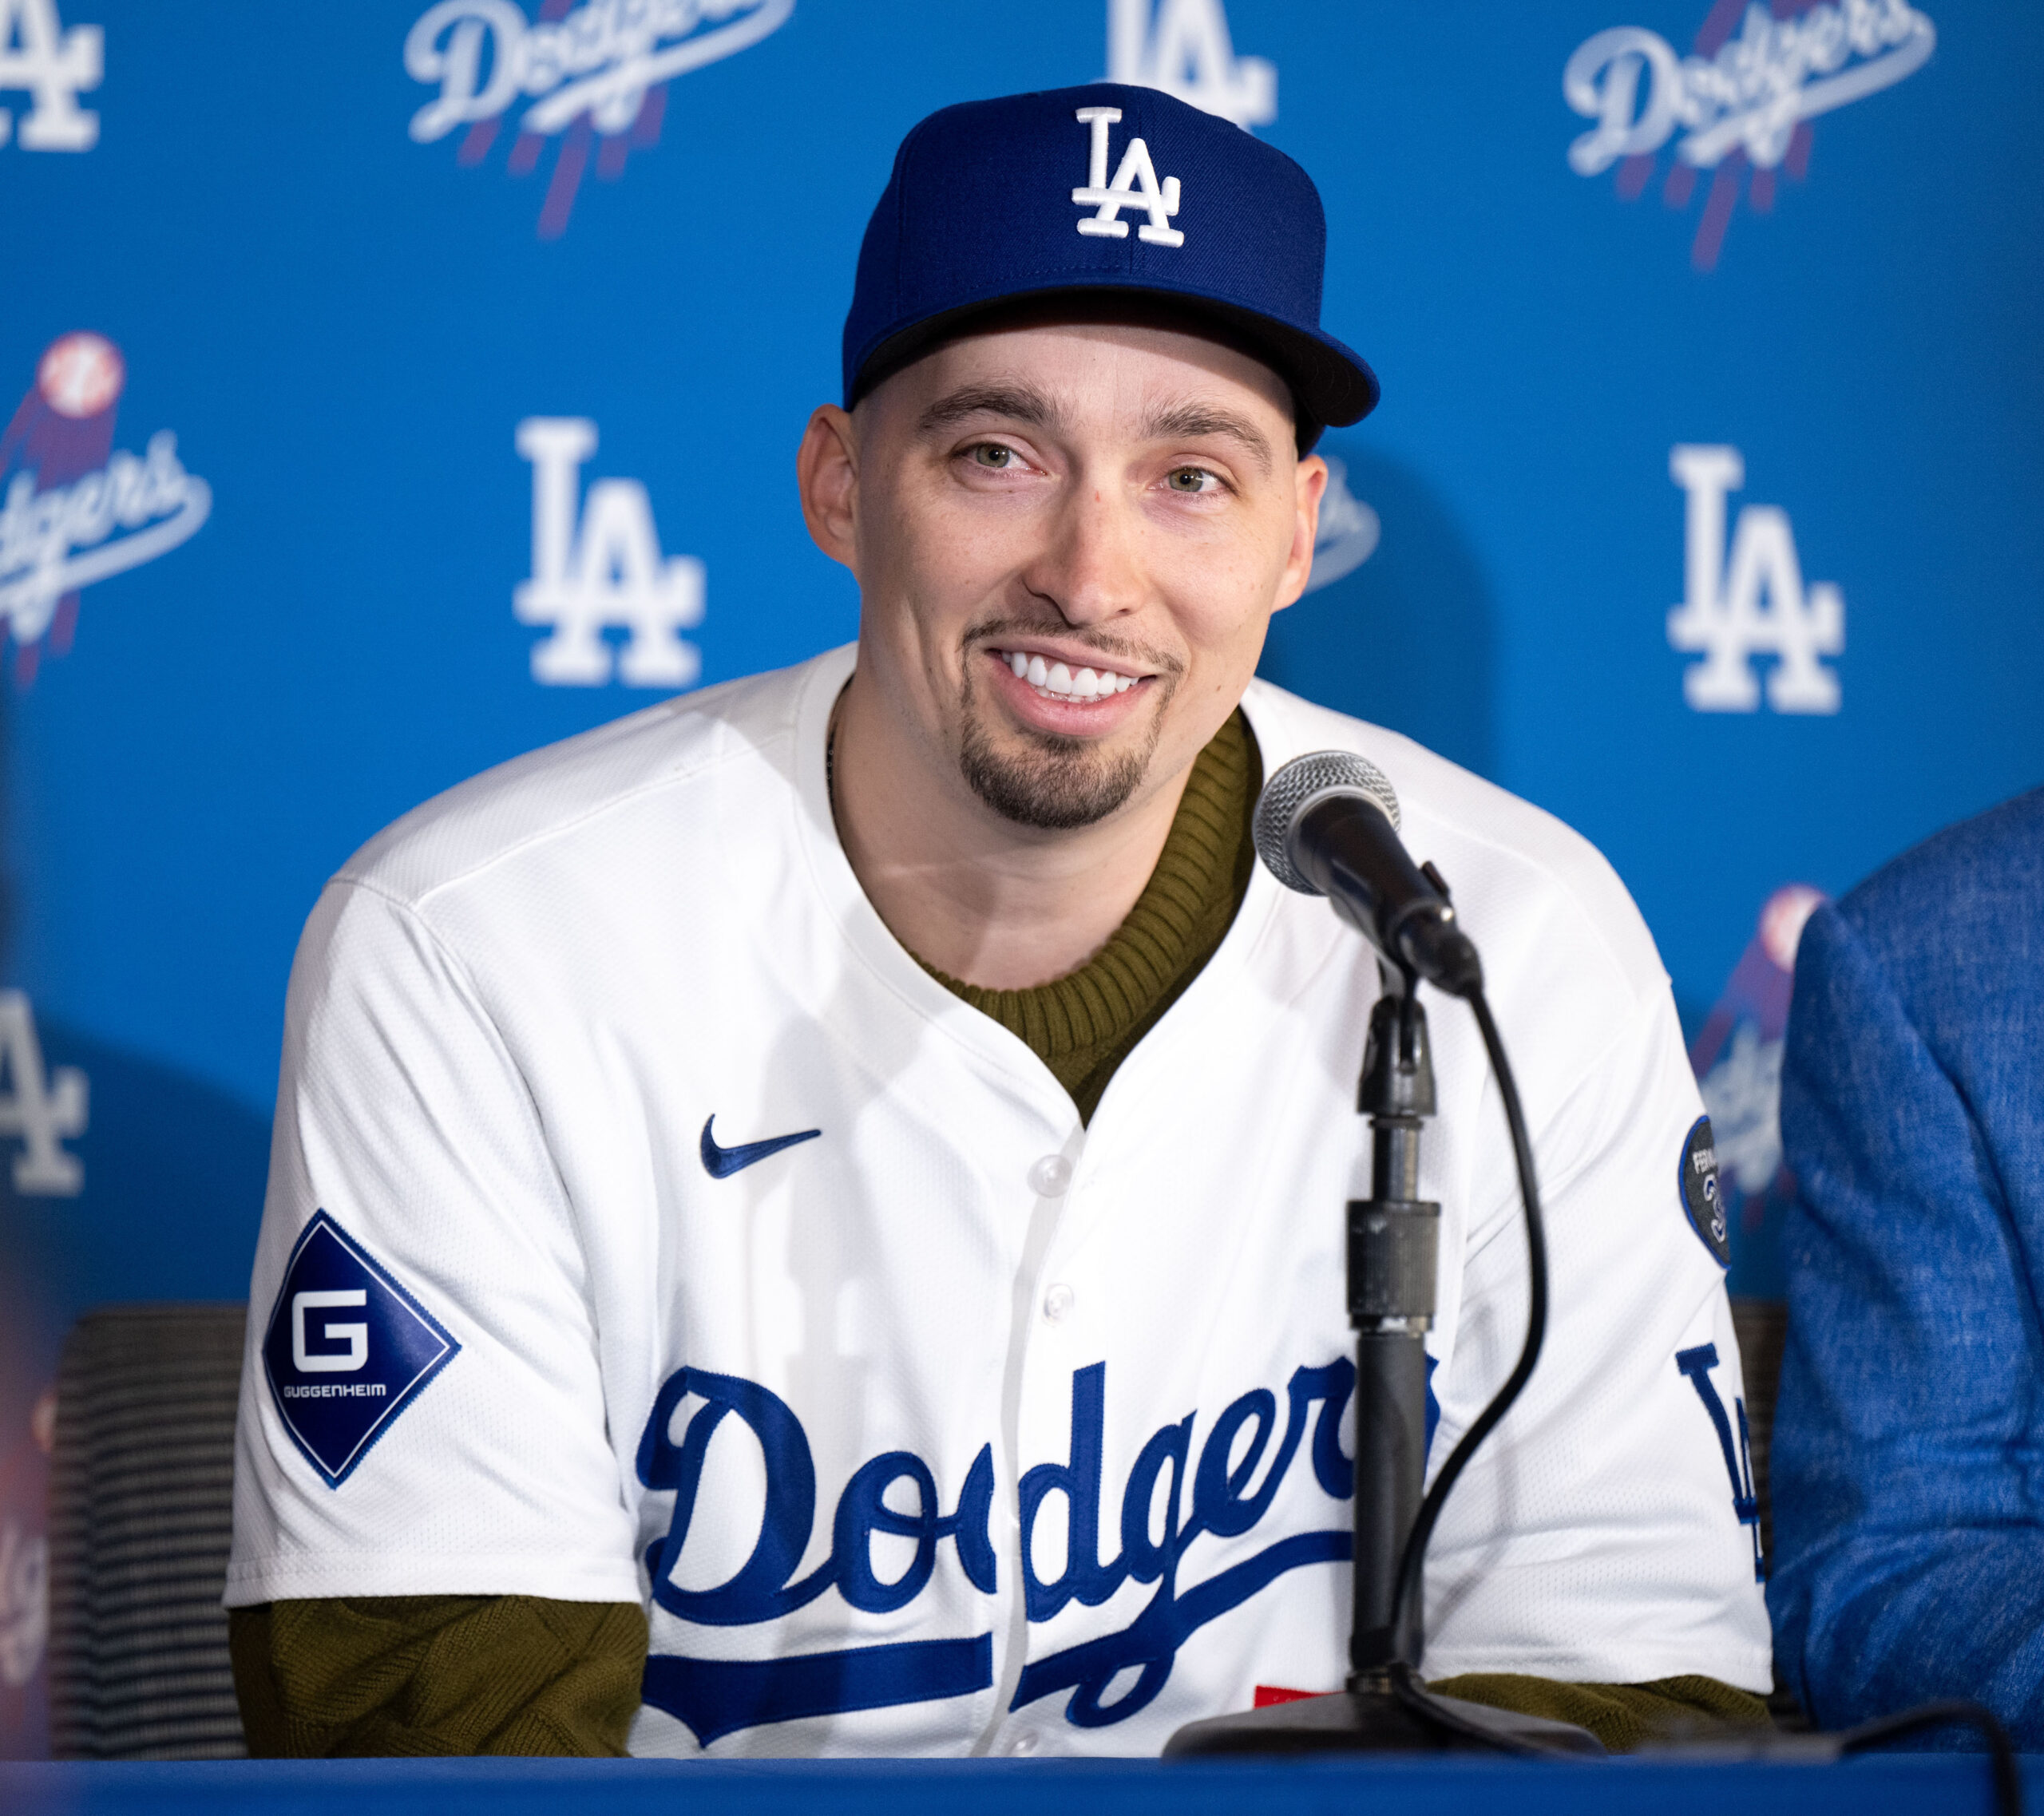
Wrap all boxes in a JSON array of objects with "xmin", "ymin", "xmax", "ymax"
[
  {"xmin": 810, "ymin": 307, "xmax": 1314, "ymax": 1007},
  {"xmin": 225, "ymin": 85, "xmax": 1773, "ymax": 1758}
]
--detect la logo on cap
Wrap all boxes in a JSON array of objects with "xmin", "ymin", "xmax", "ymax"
[{"xmin": 1072, "ymin": 108, "xmax": 1184, "ymax": 247}]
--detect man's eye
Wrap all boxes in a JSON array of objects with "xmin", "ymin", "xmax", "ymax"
[
  {"xmin": 969, "ymin": 445, "xmax": 1016, "ymax": 469},
  {"xmin": 1167, "ymin": 466, "xmax": 1214, "ymax": 493}
]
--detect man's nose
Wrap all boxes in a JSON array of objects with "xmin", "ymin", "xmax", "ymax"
[{"xmin": 1022, "ymin": 479, "xmax": 1147, "ymax": 627}]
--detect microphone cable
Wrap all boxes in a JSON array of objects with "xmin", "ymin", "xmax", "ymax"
[
  {"xmin": 1385, "ymin": 984, "xmax": 1546, "ymax": 1676},
  {"xmin": 1834, "ymin": 1703, "xmax": 2020, "ymax": 1815},
  {"xmin": 1375, "ymin": 982, "xmax": 2026, "ymax": 1814}
]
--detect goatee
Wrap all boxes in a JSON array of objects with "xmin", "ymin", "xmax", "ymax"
[
  {"xmin": 953, "ymin": 620, "xmax": 1179, "ymax": 829},
  {"xmin": 958, "ymin": 716, "xmax": 1155, "ymax": 829}
]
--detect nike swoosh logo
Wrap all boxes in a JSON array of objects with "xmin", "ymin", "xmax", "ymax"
[{"xmin": 700, "ymin": 1115, "xmax": 822, "ymax": 1179}]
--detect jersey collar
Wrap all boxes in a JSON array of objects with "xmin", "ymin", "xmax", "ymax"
[{"xmin": 778, "ymin": 646, "xmax": 1344, "ymax": 1120}]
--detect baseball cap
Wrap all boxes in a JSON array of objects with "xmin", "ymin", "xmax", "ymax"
[{"xmin": 841, "ymin": 83, "xmax": 1379, "ymax": 450}]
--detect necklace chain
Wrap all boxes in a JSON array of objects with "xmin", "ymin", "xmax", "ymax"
[{"xmin": 825, "ymin": 704, "xmax": 838, "ymax": 813}]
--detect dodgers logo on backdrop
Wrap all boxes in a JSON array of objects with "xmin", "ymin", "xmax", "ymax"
[
  {"xmin": 404, "ymin": 0, "xmax": 795, "ymax": 239},
  {"xmin": 0, "ymin": 332, "xmax": 212, "ymax": 688},
  {"xmin": 1694, "ymin": 884, "xmax": 1825, "ymax": 1195},
  {"xmin": 261, "ymin": 1211, "xmax": 460, "ymax": 1488},
  {"xmin": 636, "ymin": 1355, "xmax": 1360, "ymax": 1743},
  {"xmin": 0, "ymin": 1511, "xmax": 46, "ymax": 1691},
  {"xmin": 513, "ymin": 416, "xmax": 704, "ymax": 687},
  {"xmin": 1666, "ymin": 444, "xmax": 1842, "ymax": 713},
  {"xmin": 1106, "ymin": 0, "xmax": 1274, "ymax": 131},
  {"xmin": 1563, "ymin": 1, "xmax": 1935, "ymax": 271},
  {"xmin": 0, "ymin": 0, "xmax": 101, "ymax": 151},
  {"xmin": 1301, "ymin": 457, "xmax": 1380, "ymax": 596},
  {"xmin": 1689, "ymin": 884, "xmax": 1826, "ymax": 1296}
]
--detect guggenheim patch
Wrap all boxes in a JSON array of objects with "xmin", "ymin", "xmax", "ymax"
[{"xmin": 261, "ymin": 1209, "xmax": 459, "ymax": 1487}]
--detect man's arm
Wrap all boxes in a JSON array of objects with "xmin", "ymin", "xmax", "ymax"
[
  {"xmin": 1773, "ymin": 901, "xmax": 2044, "ymax": 1739},
  {"xmin": 230, "ymin": 880, "xmax": 644, "ymax": 1733},
  {"xmin": 1428, "ymin": 1674, "xmax": 1768, "ymax": 1751},
  {"xmin": 231, "ymin": 1599, "xmax": 647, "ymax": 1757},
  {"xmin": 1420, "ymin": 984, "xmax": 1775, "ymax": 1696},
  {"xmin": 1421, "ymin": 984, "xmax": 1778, "ymax": 1751}
]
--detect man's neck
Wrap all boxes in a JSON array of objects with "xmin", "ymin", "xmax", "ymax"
[{"xmin": 829, "ymin": 669, "xmax": 1195, "ymax": 991}]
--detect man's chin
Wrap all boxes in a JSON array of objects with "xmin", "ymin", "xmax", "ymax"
[{"xmin": 957, "ymin": 725, "xmax": 1151, "ymax": 831}]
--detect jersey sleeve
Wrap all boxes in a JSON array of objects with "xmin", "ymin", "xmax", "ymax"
[
  {"xmin": 226, "ymin": 879, "xmax": 641, "ymax": 1608},
  {"xmin": 1420, "ymin": 984, "xmax": 1774, "ymax": 1691}
]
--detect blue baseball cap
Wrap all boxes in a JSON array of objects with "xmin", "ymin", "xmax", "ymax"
[{"xmin": 842, "ymin": 83, "xmax": 1378, "ymax": 449}]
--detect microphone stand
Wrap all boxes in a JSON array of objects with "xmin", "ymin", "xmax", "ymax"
[{"xmin": 1166, "ymin": 968, "xmax": 1602, "ymax": 1757}]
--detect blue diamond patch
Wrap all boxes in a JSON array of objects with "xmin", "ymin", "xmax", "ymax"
[{"xmin": 261, "ymin": 1209, "xmax": 460, "ymax": 1488}]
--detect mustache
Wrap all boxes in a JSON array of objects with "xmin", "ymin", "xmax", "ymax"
[{"xmin": 960, "ymin": 612, "xmax": 1186, "ymax": 679}]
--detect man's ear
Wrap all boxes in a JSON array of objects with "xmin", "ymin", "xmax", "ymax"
[
  {"xmin": 798, "ymin": 404, "xmax": 859, "ymax": 569},
  {"xmin": 1272, "ymin": 453, "xmax": 1329, "ymax": 613}
]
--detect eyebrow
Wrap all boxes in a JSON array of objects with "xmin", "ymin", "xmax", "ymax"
[
  {"xmin": 917, "ymin": 384, "xmax": 1061, "ymax": 434},
  {"xmin": 915, "ymin": 385, "xmax": 1276, "ymax": 476},
  {"xmin": 1141, "ymin": 402, "xmax": 1274, "ymax": 475}
]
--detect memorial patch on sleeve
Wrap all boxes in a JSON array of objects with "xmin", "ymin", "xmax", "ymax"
[
  {"xmin": 260, "ymin": 1209, "xmax": 460, "ymax": 1488},
  {"xmin": 1678, "ymin": 1115, "xmax": 1729, "ymax": 1268}
]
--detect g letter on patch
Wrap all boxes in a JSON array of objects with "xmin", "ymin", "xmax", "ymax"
[
  {"xmin": 1679, "ymin": 1114, "xmax": 1729, "ymax": 1267},
  {"xmin": 261, "ymin": 1209, "xmax": 459, "ymax": 1487}
]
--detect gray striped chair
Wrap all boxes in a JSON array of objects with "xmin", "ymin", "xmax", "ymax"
[{"xmin": 47, "ymin": 1304, "xmax": 248, "ymax": 1759}]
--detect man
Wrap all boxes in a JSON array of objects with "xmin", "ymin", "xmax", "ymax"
[
  {"xmin": 1772, "ymin": 788, "xmax": 2044, "ymax": 1741},
  {"xmin": 226, "ymin": 85, "xmax": 1771, "ymax": 1756}
]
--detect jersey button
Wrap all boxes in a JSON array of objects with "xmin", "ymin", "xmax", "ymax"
[
  {"xmin": 1028, "ymin": 1154, "xmax": 1072, "ymax": 1197},
  {"xmin": 1008, "ymin": 1731, "xmax": 1039, "ymax": 1755},
  {"xmin": 1042, "ymin": 1283, "xmax": 1076, "ymax": 1323}
]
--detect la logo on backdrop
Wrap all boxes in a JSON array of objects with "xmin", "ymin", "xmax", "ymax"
[
  {"xmin": 403, "ymin": 0, "xmax": 795, "ymax": 239},
  {"xmin": 1666, "ymin": 443, "xmax": 1842, "ymax": 713},
  {"xmin": 0, "ymin": 332, "xmax": 211, "ymax": 688},
  {"xmin": 0, "ymin": 0, "xmax": 101, "ymax": 151},
  {"xmin": 0, "ymin": 989, "xmax": 85, "ymax": 1197},
  {"xmin": 1107, "ymin": 0, "xmax": 1274, "ymax": 129},
  {"xmin": 514, "ymin": 417, "xmax": 703, "ymax": 686},
  {"xmin": 1563, "ymin": 0, "xmax": 1935, "ymax": 270}
]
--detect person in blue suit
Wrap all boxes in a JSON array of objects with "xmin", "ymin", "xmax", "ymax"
[{"xmin": 1773, "ymin": 786, "xmax": 2044, "ymax": 1740}]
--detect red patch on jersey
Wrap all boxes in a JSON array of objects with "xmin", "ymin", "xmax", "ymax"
[{"xmin": 1253, "ymin": 1685, "xmax": 1325, "ymax": 1708}]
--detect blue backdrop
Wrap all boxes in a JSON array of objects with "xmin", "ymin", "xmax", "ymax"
[{"xmin": 1, "ymin": 0, "xmax": 2038, "ymax": 1752}]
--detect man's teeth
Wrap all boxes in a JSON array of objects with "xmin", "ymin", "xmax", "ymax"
[{"xmin": 1004, "ymin": 651, "xmax": 1137, "ymax": 698}]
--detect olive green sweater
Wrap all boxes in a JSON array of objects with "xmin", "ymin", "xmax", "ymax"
[
  {"xmin": 231, "ymin": 710, "xmax": 1768, "ymax": 1755},
  {"xmin": 922, "ymin": 707, "xmax": 1261, "ymax": 1123}
]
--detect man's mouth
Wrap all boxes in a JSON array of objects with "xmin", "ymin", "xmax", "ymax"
[{"xmin": 990, "ymin": 647, "xmax": 1145, "ymax": 702}]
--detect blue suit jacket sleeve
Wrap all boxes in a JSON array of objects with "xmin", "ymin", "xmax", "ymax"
[{"xmin": 1773, "ymin": 791, "xmax": 2044, "ymax": 1741}]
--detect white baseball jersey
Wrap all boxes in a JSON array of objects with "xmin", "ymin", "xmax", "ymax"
[{"xmin": 228, "ymin": 643, "xmax": 1772, "ymax": 1757}]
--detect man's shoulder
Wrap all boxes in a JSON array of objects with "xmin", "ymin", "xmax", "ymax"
[
  {"xmin": 1837, "ymin": 785, "xmax": 2044, "ymax": 963},
  {"xmin": 336, "ymin": 653, "xmax": 832, "ymax": 913},
  {"xmin": 1802, "ymin": 786, "xmax": 2044, "ymax": 1055},
  {"xmin": 1242, "ymin": 680, "xmax": 1668, "ymax": 1006}
]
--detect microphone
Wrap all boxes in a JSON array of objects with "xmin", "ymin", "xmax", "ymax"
[
  {"xmin": 1253, "ymin": 751, "xmax": 1483, "ymax": 998},
  {"xmin": 1171, "ymin": 751, "xmax": 1596, "ymax": 1757}
]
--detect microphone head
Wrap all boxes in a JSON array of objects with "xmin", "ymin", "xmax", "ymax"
[{"xmin": 1254, "ymin": 750, "xmax": 1402, "ymax": 895}]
